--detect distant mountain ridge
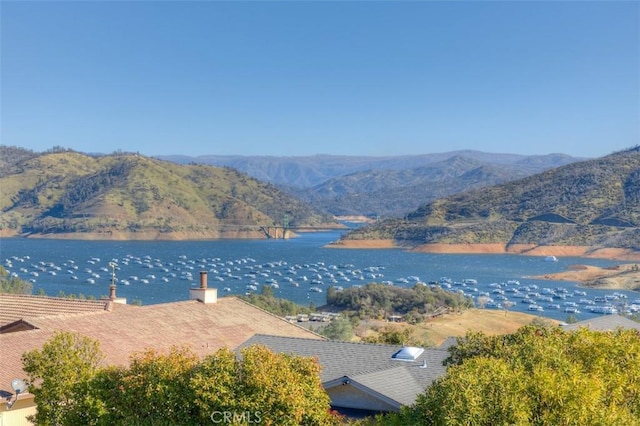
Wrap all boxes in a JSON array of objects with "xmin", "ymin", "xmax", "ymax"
[
  {"xmin": 157, "ymin": 151, "xmax": 581, "ymax": 188},
  {"xmin": 339, "ymin": 147, "xmax": 640, "ymax": 254},
  {"xmin": 159, "ymin": 151, "xmax": 583, "ymax": 217},
  {"xmin": 0, "ymin": 147, "xmax": 336, "ymax": 239}
]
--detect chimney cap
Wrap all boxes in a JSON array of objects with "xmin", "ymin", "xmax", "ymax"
[{"xmin": 199, "ymin": 271, "xmax": 208, "ymax": 289}]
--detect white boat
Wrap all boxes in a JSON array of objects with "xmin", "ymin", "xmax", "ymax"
[{"xmin": 544, "ymin": 256, "xmax": 558, "ymax": 262}]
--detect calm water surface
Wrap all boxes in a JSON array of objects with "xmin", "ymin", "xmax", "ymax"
[{"xmin": 1, "ymin": 231, "xmax": 637, "ymax": 322}]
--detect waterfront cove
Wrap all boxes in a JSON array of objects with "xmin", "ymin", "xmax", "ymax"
[{"xmin": 1, "ymin": 231, "xmax": 638, "ymax": 322}]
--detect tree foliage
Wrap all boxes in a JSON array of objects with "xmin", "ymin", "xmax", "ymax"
[
  {"xmin": 193, "ymin": 345, "xmax": 338, "ymax": 426},
  {"xmin": 21, "ymin": 333, "xmax": 340, "ymax": 425},
  {"xmin": 386, "ymin": 325, "xmax": 640, "ymax": 425},
  {"xmin": 0, "ymin": 265, "xmax": 33, "ymax": 294},
  {"xmin": 361, "ymin": 325, "xmax": 433, "ymax": 347},
  {"xmin": 319, "ymin": 317, "xmax": 354, "ymax": 341},
  {"xmin": 326, "ymin": 283, "xmax": 471, "ymax": 321},
  {"xmin": 240, "ymin": 285, "xmax": 312, "ymax": 316},
  {"xmin": 21, "ymin": 331, "xmax": 104, "ymax": 425},
  {"xmin": 89, "ymin": 346, "xmax": 201, "ymax": 425}
]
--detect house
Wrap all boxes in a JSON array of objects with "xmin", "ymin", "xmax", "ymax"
[
  {"xmin": 560, "ymin": 314, "xmax": 640, "ymax": 332},
  {"xmin": 0, "ymin": 272, "xmax": 323, "ymax": 425},
  {"xmin": 237, "ymin": 334, "xmax": 449, "ymax": 416}
]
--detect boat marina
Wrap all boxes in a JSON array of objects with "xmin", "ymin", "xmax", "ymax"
[{"xmin": 1, "ymin": 233, "xmax": 638, "ymax": 322}]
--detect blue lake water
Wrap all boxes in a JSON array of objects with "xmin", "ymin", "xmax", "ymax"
[{"xmin": 1, "ymin": 231, "xmax": 638, "ymax": 322}]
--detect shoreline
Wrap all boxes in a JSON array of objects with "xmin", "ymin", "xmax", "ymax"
[
  {"xmin": 4, "ymin": 232, "xmax": 639, "ymax": 291},
  {"xmin": 533, "ymin": 264, "xmax": 640, "ymax": 292},
  {"xmin": 330, "ymin": 240, "xmax": 640, "ymax": 291},
  {"xmin": 329, "ymin": 240, "xmax": 640, "ymax": 261}
]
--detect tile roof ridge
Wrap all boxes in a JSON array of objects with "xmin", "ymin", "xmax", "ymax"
[
  {"xmin": 135, "ymin": 299, "xmax": 197, "ymax": 309},
  {"xmin": 0, "ymin": 292, "xmax": 110, "ymax": 305},
  {"xmin": 230, "ymin": 297, "xmax": 328, "ymax": 339},
  {"xmin": 23, "ymin": 310, "xmax": 111, "ymax": 322}
]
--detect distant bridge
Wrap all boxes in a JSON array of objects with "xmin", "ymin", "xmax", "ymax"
[
  {"xmin": 217, "ymin": 213, "xmax": 346, "ymax": 239},
  {"xmin": 212, "ymin": 223, "xmax": 345, "ymax": 239},
  {"xmin": 258, "ymin": 225, "xmax": 344, "ymax": 239}
]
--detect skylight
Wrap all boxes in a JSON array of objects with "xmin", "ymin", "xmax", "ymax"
[{"xmin": 391, "ymin": 346, "xmax": 424, "ymax": 361}]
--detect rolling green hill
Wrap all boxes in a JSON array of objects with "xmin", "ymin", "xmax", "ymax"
[
  {"xmin": 340, "ymin": 147, "xmax": 640, "ymax": 251},
  {"xmin": 0, "ymin": 147, "xmax": 337, "ymax": 239}
]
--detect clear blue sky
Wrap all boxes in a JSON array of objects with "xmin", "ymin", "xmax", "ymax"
[{"xmin": 2, "ymin": 1, "xmax": 638, "ymax": 158}]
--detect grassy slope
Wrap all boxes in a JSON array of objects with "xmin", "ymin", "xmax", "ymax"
[
  {"xmin": 0, "ymin": 151, "xmax": 335, "ymax": 239},
  {"xmin": 356, "ymin": 309, "xmax": 553, "ymax": 347},
  {"xmin": 341, "ymin": 147, "xmax": 640, "ymax": 251}
]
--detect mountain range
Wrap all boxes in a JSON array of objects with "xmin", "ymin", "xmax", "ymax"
[
  {"xmin": 159, "ymin": 151, "xmax": 582, "ymax": 217},
  {"xmin": 338, "ymin": 147, "xmax": 640, "ymax": 254},
  {"xmin": 3, "ymin": 145, "xmax": 638, "ymax": 256}
]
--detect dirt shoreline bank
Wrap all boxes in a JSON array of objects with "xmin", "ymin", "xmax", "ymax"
[
  {"xmin": 534, "ymin": 264, "xmax": 640, "ymax": 292},
  {"xmin": 330, "ymin": 240, "xmax": 640, "ymax": 291},
  {"xmin": 329, "ymin": 240, "xmax": 640, "ymax": 261}
]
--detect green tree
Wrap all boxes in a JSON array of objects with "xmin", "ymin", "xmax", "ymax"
[
  {"xmin": 0, "ymin": 265, "xmax": 32, "ymax": 294},
  {"xmin": 89, "ymin": 346, "xmax": 201, "ymax": 425},
  {"xmin": 362, "ymin": 326, "xmax": 432, "ymax": 347},
  {"xmin": 193, "ymin": 345, "xmax": 339, "ymax": 425},
  {"xmin": 240, "ymin": 286, "xmax": 311, "ymax": 317},
  {"xmin": 22, "ymin": 334, "xmax": 340, "ymax": 425},
  {"xmin": 319, "ymin": 317, "xmax": 354, "ymax": 341},
  {"xmin": 21, "ymin": 331, "xmax": 104, "ymax": 425},
  {"xmin": 387, "ymin": 325, "xmax": 640, "ymax": 425}
]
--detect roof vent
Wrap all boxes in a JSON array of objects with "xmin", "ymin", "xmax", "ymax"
[{"xmin": 391, "ymin": 346, "xmax": 424, "ymax": 361}]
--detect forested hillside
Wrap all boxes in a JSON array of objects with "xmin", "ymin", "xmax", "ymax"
[
  {"xmin": 294, "ymin": 155, "xmax": 563, "ymax": 217},
  {"xmin": 341, "ymin": 147, "xmax": 640, "ymax": 252},
  {"xmin": 0, "ymin": 147, "xmax": 336, "ymax": 239},
  {"xmin": 162, "ymin": 151, "xmax": 582, "ymax": 218}
]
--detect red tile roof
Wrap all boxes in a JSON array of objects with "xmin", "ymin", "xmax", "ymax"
[
  {"xmin": 0, "ymin": 296, "xmax": 323, "ymax": 396},
  {"xmin": 0, "ymin": 293, "xmax": 112, "ymax": 326}
]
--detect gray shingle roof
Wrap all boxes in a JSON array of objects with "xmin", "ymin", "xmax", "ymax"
[
  {"xmin": 561, "ymin": 314, "xmax": 640, "ymax": 331},
  {"xmin": 237, "ymin": 334, "xmax": 448, "ymax": 407}
]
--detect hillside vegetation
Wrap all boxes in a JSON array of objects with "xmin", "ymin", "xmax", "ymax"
[
  {"xmin": 325, "ymin": 283, "xmax": 472, "ymax": 323},
  {"xmin": 293, "ymin": 154, "xmax": 579, "ymax": 217},
  {"xmin": 0, "ymin": 147, "xmax": 336, "ymax": 239},
  {"xmin": 340, "ymin": 147, "xmax": 640, "ymax": 253},
  {"xmin": 163, "ymin": 151, "xmax": 581, "ymax": 217}
]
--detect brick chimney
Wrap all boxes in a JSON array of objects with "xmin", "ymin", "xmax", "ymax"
[
  {"xmin": 199, "ymin": 271, "xmax": 208, "ymax": 289},
  {"xmin": 102, "ymin": 283, "xmax": 127, "ymax": 305},
  {"xmin": 190, "ymin": 271, "xmax": 217, "ymax": 304}
]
